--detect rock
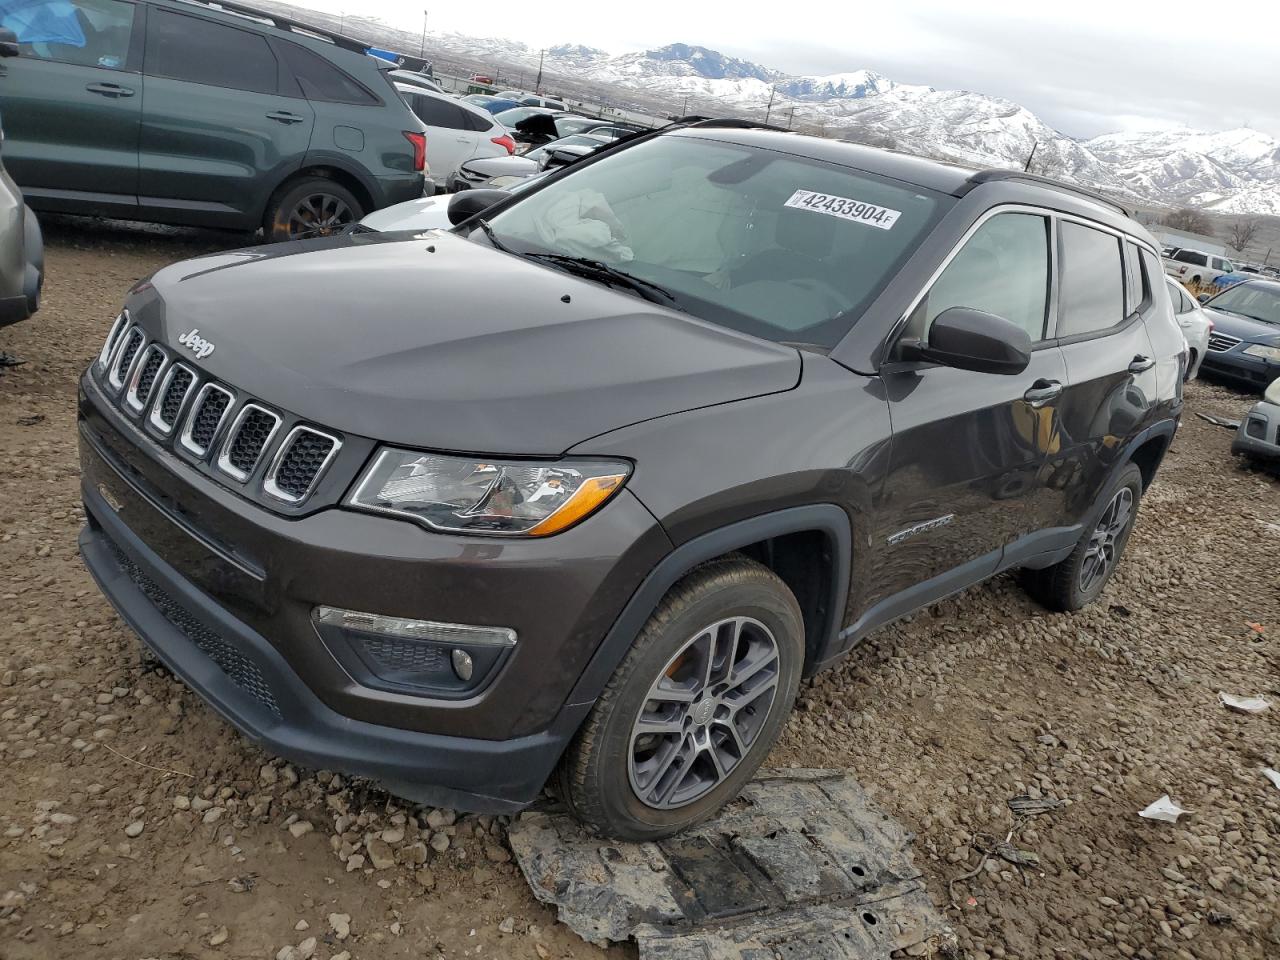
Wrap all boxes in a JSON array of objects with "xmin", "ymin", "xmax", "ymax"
[
  {"xmin": 296, "ymin": 936, "xmax": 316, "ymax": 959},
  {"xmin": 405, "ymin": 841, "xmax": 429, "ymax": 865},
  {"xmin": 190, "ymin": 797, "xmax": 213, "ymax": 812},
  {"xmin": 288, "ymin": 821, "xmax": 313, "ymax": 839},
  {"xmin": 331, "ymin": 954, "xmax": 350, "ymax": 960},
  {"xmin": 275, "ymin": 947, "xmax": 298, "ymax": 960},
  {"xmin": 172, "ymin": 796, "xmax": 190, "ymax": 811},
  {"xmin": 201, "ymin": 807, "xmax": 225, "ymax": 824},
  {"xmin": 429, "ymin": 832, "xmax": 450, "ymax": 853},
  {"xmin": 499, "ymin": 916, "xmax": 515, "ymax": 934},
  {"xmin": 259, "ymin": 764, "xmax": 278, "ymax": 785},
  {"xmin": 345, "ymin": 854, "xmax": 365, "ymax": 872},
  {"xmin": 535, "ymin": 944, "xmax": 551, "ymax": 959},
  {"xmin": 484, "ymin": 841, "xmax": 512, "ymax": 864},
  {"xmin": 366, "ymin": 837, "xmax": 395, "ymax": 870},
  {"xmin": 294, "ymin": 919, "xmax": 308, "ymax": 931},
  {"xmin": 328, "ymin": 913, "xmax": 351, "ymax": 940},
  {"xmin": 208, "ymin": 926, "xmax": 228, "ymax": 946},
  {"xmin": 381, "ymin": 826, "xmax": 405, "ymax": 844},
  {"xmin": 124, "ymin": 821, "xmax": 144, "ymax": 838}
]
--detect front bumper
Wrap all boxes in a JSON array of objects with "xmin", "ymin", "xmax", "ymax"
[
  {"xmin": 1199, "ymin": 347, "xmax": 1279, "ymax": 391},
  {"xmin": 1232, "ymin": 399, "xmax": 1280, "ymax": 461},
  {"xmin": 78, "ymin": 369, "xmax": 671, "ymax": 810}
]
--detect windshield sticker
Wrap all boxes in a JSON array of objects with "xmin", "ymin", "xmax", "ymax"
[{"xmin": 784, "ymin": 189, "xmax": 902, "ymax": 230}]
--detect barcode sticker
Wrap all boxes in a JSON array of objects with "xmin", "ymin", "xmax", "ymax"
[{"xmin": 784, "ymin": 189, "xmax": 902, "ymax": 230}]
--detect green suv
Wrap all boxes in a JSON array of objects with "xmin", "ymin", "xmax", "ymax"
[{"xmin": 0, "ymin": 0, "xmax": 427, "ymax": 240}]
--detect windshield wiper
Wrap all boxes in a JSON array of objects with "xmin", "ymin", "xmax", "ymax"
[
  {"xmin": 526, "ymin": 254, "xmax": 681, "ymax": 309},
  {"xmin": 473, "ymin": 218, "xmax": 512, "ymax": 254}
]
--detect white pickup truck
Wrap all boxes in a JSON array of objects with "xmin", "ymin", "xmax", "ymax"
[{"xmin": 1163, "ymin": 248, "xmax": 1236, "ymax": 287}]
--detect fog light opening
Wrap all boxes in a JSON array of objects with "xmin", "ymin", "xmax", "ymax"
[{"xmin": 451, "ymin": 649, "xmax": 474, "ymax": 682}]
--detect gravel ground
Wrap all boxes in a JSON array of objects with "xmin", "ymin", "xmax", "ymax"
[{"xmin": 1, "ymin": 219, "xmax": 1278, "ymax": 960}]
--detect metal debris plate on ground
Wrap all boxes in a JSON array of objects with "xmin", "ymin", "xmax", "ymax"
[{"xmin": 509, "ymin": 769, "xmax": 950, "ymax": 958}]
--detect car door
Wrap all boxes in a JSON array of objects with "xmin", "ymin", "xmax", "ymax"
[
  {"xmin": 871, "ymin": 209, "xmax": 1068, "ymax": 606},
  {"xmin": 402, "ymin": 92, "xmax": 476, "ymax": 179},
  {"xmin": 1050, "ymin": 221, "xmax": 1159, "ymax": 531},
  {"xmin": 137, "ymin": 7, "xmax": 314, "ymax": 228},
  {"xmin": 0, "ymin": 0, "xmax": 141, "ymax": 209}
]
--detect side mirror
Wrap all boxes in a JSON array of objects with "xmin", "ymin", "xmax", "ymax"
[
  {"xmin": 1197, "ymin": 292, "xmax": 1211, "ymax": 303},
  {"xmin": 0, "ymin": 28, "xmax": 20, "ymax": 58},
  {"xmin": 446, "ymin": 188, "xmax": 509, "ymax": 226},
  {"xmin": 540, "ymin": 148, "xmax": 580, "ymax": 170},
  {"xmin": 908, "ymin": 306, "xmax": 1031, "ymax": 375}
]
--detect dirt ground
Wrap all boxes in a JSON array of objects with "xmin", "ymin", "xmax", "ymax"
[{"xmin": 1, "ymin": 219, "xmax": 1278, "ymax": 960}]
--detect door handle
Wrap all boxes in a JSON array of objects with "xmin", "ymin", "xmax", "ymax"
[
  {"xmin": 1022, "ymin": 379, "xmax": 1062, "ymax": 407},
  {"xmin": 86, "ymin": 82, "xmax": 134, "ymax": 98},
  {"xmin": 1128, "ymin": 355, "xmax": 1155, "ymax": 373},
  {"xmin": 265, "ymin": 111, "xmax": 305, "ymax": 124}
]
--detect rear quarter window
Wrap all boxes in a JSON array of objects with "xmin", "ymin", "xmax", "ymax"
[{"xmin": 278, "ymin": 42, "xmax": 378, "ymax": 105}]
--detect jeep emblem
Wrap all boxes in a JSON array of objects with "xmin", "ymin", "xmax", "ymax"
[{"xmin": 178, "ymin": 328, "xmax": 215, "ymax": 360}]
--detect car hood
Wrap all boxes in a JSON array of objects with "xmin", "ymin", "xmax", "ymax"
[
  {"xmin": 358, "ymin": 195, "xmax": 452, "ymax": 232},
  {"xmin": 461, "ymin": 154, "xmax": 538, "ymax": 179},
  {"xmin": 1202, "ymin": 306, "xmax": 1280, "ymax": 345},
  {"xmin": 129, "ymin": 232, "xmax": 801, "ymax": 455}
]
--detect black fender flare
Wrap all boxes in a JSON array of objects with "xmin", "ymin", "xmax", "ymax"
[{"xmin": 563, "ymin": 504, "xmax": 852, "ymax": 710}]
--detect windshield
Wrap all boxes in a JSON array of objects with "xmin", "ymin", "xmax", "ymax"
[
  {"xmin": 1207, "ymin": 281, "xmax": 1280, "ymax": 324},
  {"xmin": 483, "ymin": 134, "xmax": 950, "ymax": 346}
]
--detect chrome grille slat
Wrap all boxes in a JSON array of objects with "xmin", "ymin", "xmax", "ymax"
[
  {"xmin": 97, "ymin": 312, "xmax": 130, "ymax": 373},
  {"xmin": 1207, "ymin": 332, "xmax": 1241, "ymax": 353},
  {"xmin": 124, "ymin": 345, "xmax": 168, "ymax": 415},
  {"xmin": 263, "ymin": 426, "xmax": 342, "ymax": 504},
  {"xmin": 215, "ymin": 403, "xmax": 282, "ymax": 482},
  {"xmin": 179, "ymin": 383, "xmax": 235, "ymax": 457},
  {"xmin": 148, "ymin": 362, "xmax": 197, "ymax": 435},
  {"xmin": 108, "ymin": 327, "xmax": 145, "ymax": 392}
]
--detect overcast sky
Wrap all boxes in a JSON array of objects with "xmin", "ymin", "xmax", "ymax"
[{"xmin": 305, "ymin": 0, "xmax": 1280, "ymax": 140}]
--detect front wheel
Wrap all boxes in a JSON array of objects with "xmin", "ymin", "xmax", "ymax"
[
  {"xmin": 264, "ymin": 177, "xmax": 363, "ymax": 242},
  {"xmin": 556, "ymin": 557, "xmax": 804, "ymax": 840},
  {"xmin": 1022, "ymin": 462, "xmax": 1143, "ymax": 611}
]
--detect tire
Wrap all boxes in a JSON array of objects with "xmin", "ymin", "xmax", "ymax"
[
  {"xmin": 1022, "ymin": 462, "xmax": 1143, "ymax": 612},
  {"xmin": 556, "ymin": 556, "xmax": 804, "ymax": 840},
  {"xmin": 264, "ymin": 177, "xmax": 364, "ymax": 242}
]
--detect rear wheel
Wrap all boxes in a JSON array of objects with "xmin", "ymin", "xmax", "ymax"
[
  {"xmin": 1022, "ymin": 462, "xmax": 1142, "ymax": 611},
  {"xmin": 556, "ymin": 557, "xmax": 804, "ymax": 840},
  {"xmin": 264, "ymin": 177, "xmax": 363, "ymax": 242}
]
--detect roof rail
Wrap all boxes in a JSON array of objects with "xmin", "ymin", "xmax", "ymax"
[
  {"xmin": 175, "ymin": 0, "xmax": 371, "ymax": 54},
  {"xmin": 960, "ymin": 169, "xmax": 1130, "ymax": 216},
  {"xmin": 685, "ymin": 117, "xmax": 790, "ymax": 134}
]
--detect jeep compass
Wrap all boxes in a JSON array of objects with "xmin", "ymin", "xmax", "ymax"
[{"xmin": 79, "ymin": 124, "xmax": 1184, "ymax": 839}]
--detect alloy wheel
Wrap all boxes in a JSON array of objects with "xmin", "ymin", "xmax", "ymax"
[
  {"xmin": 628, "ymin": 616, "xmax": 781, "ymax": 810},
  {"xmin": 1079, "ymin": 486, "xmax": 1134, "ymax": 593},
  {"xmin": 287, "ymin": 193, "xmax": 353, "ymax": 240}
]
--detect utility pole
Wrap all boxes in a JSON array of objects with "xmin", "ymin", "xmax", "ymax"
[
  {"xmin": 1023, "ymin": 142, "xmax": 1038, "ymax": 172},
  {"xmin": 535, "ymin": 49, "xmax": 544, "ymax": 94},
  {"xmin": 682, "ymin": 94, "xmax": 689, "ymax": 116},
  {"xmin": 786, "ymin": 106, "xmax": 795, "ymax": 129},
  {"xmin": 419, "ymin": 9, "xmax": 427, "ymax": 58},
  {"xmin": 339, "ymin": 11, "xmax": 345, "ymax": 33},
  {"xmin": 764, "ymin": 86, "xmax": 775, "ymax": 125}
]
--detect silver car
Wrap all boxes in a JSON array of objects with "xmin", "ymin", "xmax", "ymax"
[{"xmin": 1167, "ymin": 277, "xmax": 1210, "ymax": 380}]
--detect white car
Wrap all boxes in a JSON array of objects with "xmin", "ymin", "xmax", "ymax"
[
  {"xmin": 1163, "ymin": 248, "xmax": 1236, "ymax": 288},
  {"xmin": 1166, "ymin": 276, "xmax": 1211, "ymax": 380},
  {"xmin": 358, "ymin": 173, "xmax": 546, "ymax": 232},
  {"xmin": 394, "ymin": 85, "xmax": 516, "ymax": 184}
]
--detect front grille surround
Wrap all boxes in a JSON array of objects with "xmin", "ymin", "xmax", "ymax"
[
  {"xmin": 148, "ymin": 362, "xmax": 198, "ymax": 436},
  {"xmin": 215, "ymin": 403, "xmax": 283, "ymax": 482},
  {"xmin": 263, "ymin": 426, "xmax": 342, "ymax": 504},
  {"xmin": 179, "ymin": 382, "xmax": 235, "ymax": 457},
  {"xmin": 108, "ymin": 327, "xmax": 145, "ymax": 392},
  {"xmin": 1207, "ymin": 332, "xmax": 1241, "ymax": 353},
  {"xmin": 124, "ymin": 344, "xmax": 169, "ymax": 415}
]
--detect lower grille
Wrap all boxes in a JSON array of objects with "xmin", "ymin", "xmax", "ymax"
[
  {"xmin": 104, "ymin": 538, "xmax": 281, "ymax": 717},
  {"xmin": 1207, "ymin": 332, "xmax": 1241, "ymax": 353}
]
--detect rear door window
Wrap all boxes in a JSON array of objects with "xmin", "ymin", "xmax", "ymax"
[
  {"xmin": 1056, "ymin": 221, "xmax": 1125, "ymax": 338},
  {"xmin": 409, "ymin": 94, "xmax": 471, "ymax": 130},
  {"xmin": 3, "ymin": 0, "xmax": 135, "ymax": 69},
  {"xmin": 907, "ymin": 212, "xmax": 1051, "ymax": 341},
  {"xmin": 278, "ymin": 41, "xmax": 376, "ymax": 104},
  {"xmin": 146, "ymin": 9, "xmax": 278, "ymax": 94},
  {"xmin": 1173, "ymin": 250, "xmax": 1207, "ymax": 267}
]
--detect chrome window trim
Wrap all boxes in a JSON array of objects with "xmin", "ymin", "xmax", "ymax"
[
  {"xmin": 147, "ymin": 362, "xmax": 199, "ymax": 435},
  {"xmin": 263, "ymin": 425, "xmax": 343, "ymax": 505},
  {"xmin": 97, "ymin": 311, "xmax": 130, "ymax": 374},
  {"xmin": 123, "ymin": 344, "xmax": 170, "ymax": 416},
  {"xmin": 215, "ymin": 403, "xmax": 283, "ymax": 483},
  {"xmin": 106, "ymin": 327, "xmax": 146, "ymax": 393},
  {"xmin": 179, "ymin": 382, "xmax": 236, "ymax": 458}
]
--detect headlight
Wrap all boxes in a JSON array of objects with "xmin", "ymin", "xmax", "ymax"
[
  {"xmin": 1242, "ymin": 344, "xmax": 1280, "ymax": 362},
  {"xmin": 346, "ymin": 448, "xmax": 630, "ymax": 536}
]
